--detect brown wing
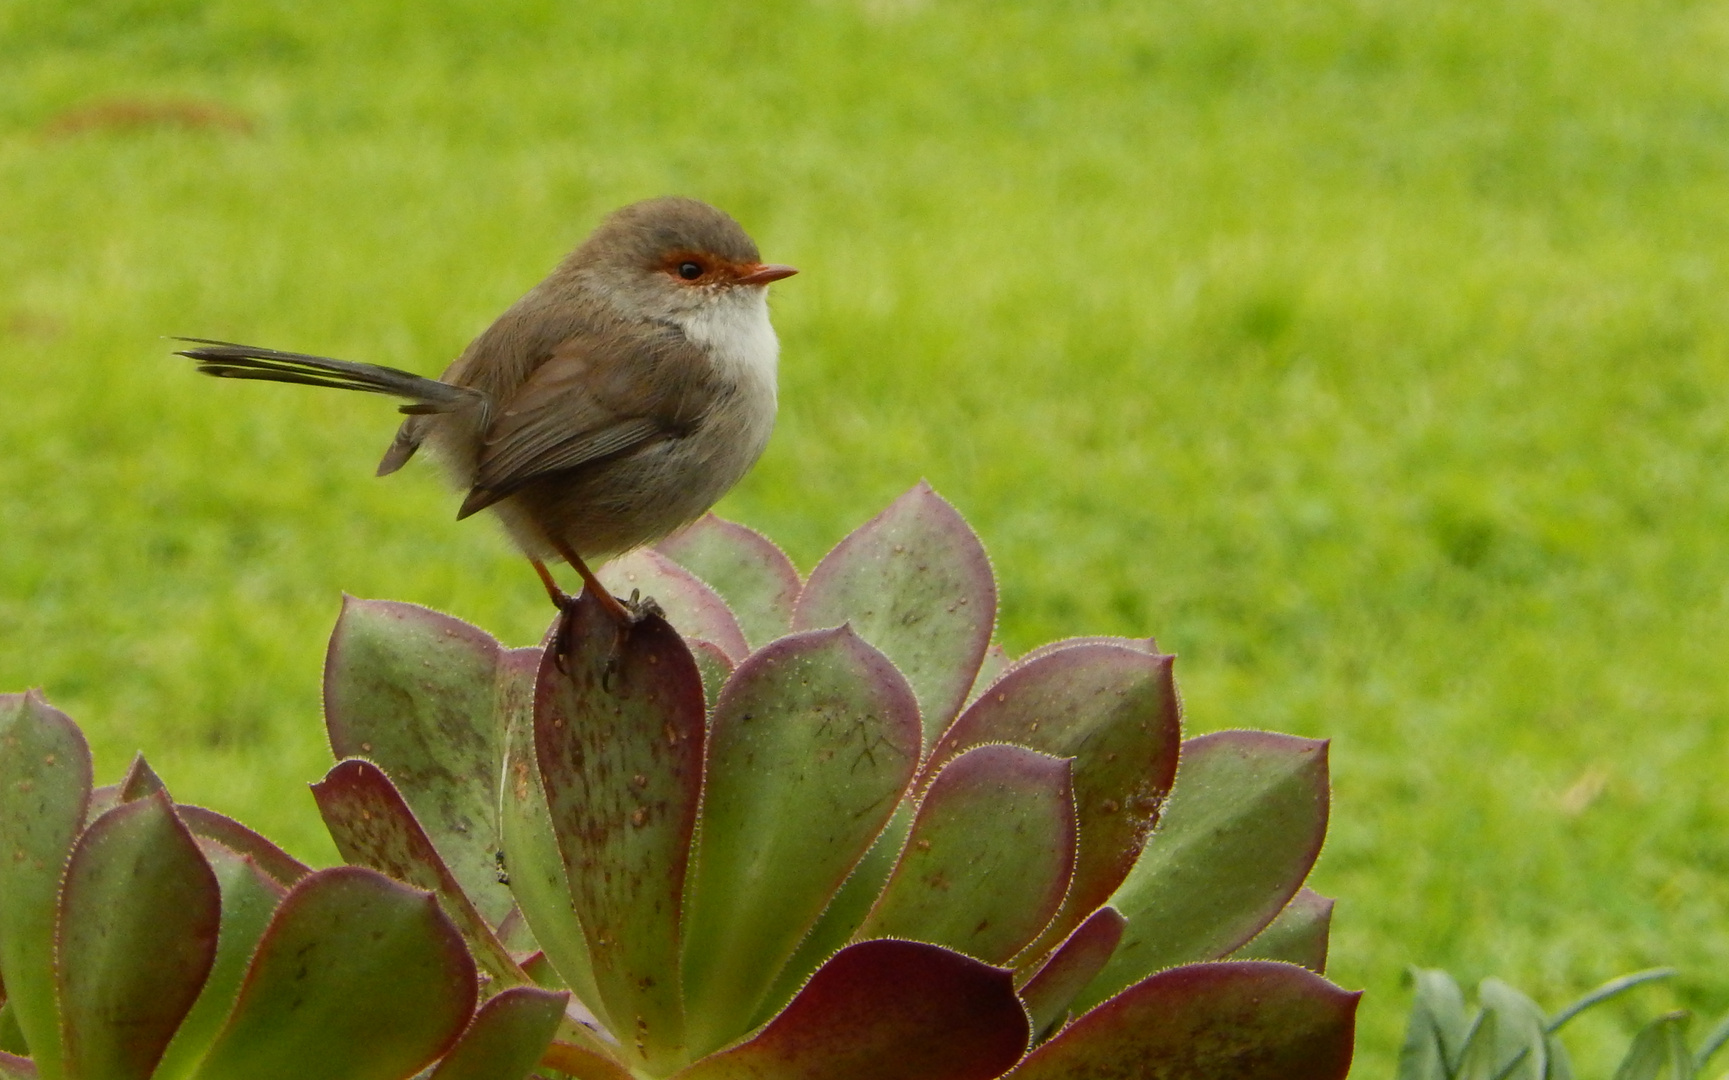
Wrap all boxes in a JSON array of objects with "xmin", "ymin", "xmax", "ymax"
[{"xmin": 455, "ymin": 327, "xmax": 712, "ymax": 519}]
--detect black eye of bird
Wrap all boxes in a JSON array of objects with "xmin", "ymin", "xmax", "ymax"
[{"xmin": 678, "ymin": 261, "xmax": 703, "ymax": 280}]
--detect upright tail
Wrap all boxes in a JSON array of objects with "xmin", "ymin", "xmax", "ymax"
[{"xmin": 174, "ymin": 338, "xmax": 479, "ymax": 415}]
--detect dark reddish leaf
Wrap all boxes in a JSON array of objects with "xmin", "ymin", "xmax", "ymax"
[
  {"xmin": 1009, "ymin": 961, "xmax": 1358, "ymax": 1080},
  {"xmin": 1019, "ymin": 907, "xmax": 1127, "ymax": 1040},
  {"xmin": 58, "ymin": 792, "xmax": 220, "ymax": 1080},
  {"xmin": 674, "ymin": 940, "xmax": 1030, "ymax": 1080},
  {"xmin": 599, "ymin": 549, "xmax": 751, "ymax": 663},
  {"xmin": 174, "ymin": 804, "xmax": 310, "ymax": 888},
  {"xmin": 535, "ymin": 591, "xmax": 705, "ymax": 1073},
  {"xmin": 312, "ymin": 759, "xmax": 527, "ymax": 986},
  {"xmin": 116, "ymin": 753, "xmax": 166, "ymax": 802},
  {"xmin": 657, "ymin": 513, "xmax": 803, "ymax": 650}
]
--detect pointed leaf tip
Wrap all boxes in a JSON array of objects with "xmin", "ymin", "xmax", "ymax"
[{"xmin": 656, "ymin": 514, "xmax": 802, "ymax": 650}]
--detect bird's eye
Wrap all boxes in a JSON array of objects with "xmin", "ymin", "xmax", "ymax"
[{"xmin": 678, "ymin": 261, "xmax": 704, "ymax": 280}]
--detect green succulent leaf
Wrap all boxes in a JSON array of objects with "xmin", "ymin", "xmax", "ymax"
[
  {"xmin": 1613, "ymin": 1012, "xmax": 1692, "ymax": 1080},
  {"xmin": 687, "ymin": 639, "xmax": 735, "ymax": 712},
  {"xmin": 861, "ymin": 744, "xmax": 1076, "ymax": 965},
  {"xmin": 427, "ymin": 986, "xmax": 569, "ymax": 1080},
  {"xmin": 190, "ymin": 866, "xmax": 477, "ymax": 1080},
  {"xmin": 964, "ymin": 643, "xmax": 1012, "ymax": 708},
  {"xmin": 1080, "ymin": 731, "xmax": 1328, "ymax": 1011},
  {"xmin": 312, "ymin": 758, "xmax": 527, "ymax": 987},
  {"xmin": 682, "ymin": 626, "xmax": 922, "ymax": 1058},
  {"xmin": 0, "ymin": 690, "xmax": 93, "ymax": 1080},
  {"xmin": 793, "ymin": 481, "xmax": 997, "ymax": 743},
  {"xmin": 324, "ymin": 597, "xmax": 514, "ymax": 926},
  {"xmin": 599, "ymin": 549, "xmax": 751, "ymax": 663},
  {"xmin": 1396, "ymin": 968, "xmax": 1470, "ymax": 1080},
  {"xmin": 115, "ymin": 754, "xmax": 166, "ymax": 802},
  {"xmin": 1477, "ymin": 978, "xmax": 1548, "ymax": 1080},
  {"xmin": 1010, "ymin": 961, "xmax": 1358, "ymax": 1080},
  {"xmin": 674, "ymin": 939, "xmax": 1029, "ymax": 1080},
  {"xmin": 152, "ymin": 840, "xmax": 288, "ymax": 1080},
  {"xmin": 57, "ymin": 792, "xmax": 220, "ymax": 1080},
  {"xmin": 173, "ymin": 805, "xmax": 311, "ymax": 889},
  {"xmin": 656, "ymin": 513, "xmax": 802, "ymax": 651},
  {"xmin": 1548, "ymin": 968, "xmax": 1675, "ymax": 1034},
  {"xmin": 1019, "ymin": 906, "xmax": 1127, "ymax": 1041},
  {"xmin": 1227, "ymin": 887, "xmax": 1333, "ymax": 973},
  {"xmin": 535, "ymin": 592, "xmax": 705, "ymax": 1072},
  {"xmin": 928, "ymin": 642, "xmax": 1181, "ymax": 965}
]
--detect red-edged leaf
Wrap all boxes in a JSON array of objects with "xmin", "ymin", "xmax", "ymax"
[
  {"xmin": 964, "ymin": 643, "xmax": 1012, "ymax": 708},
  {"xmin": 673, "ymin": 940, "xmax": 1030, "ymax": 1080},
  {"xmin": 1019, "ymin": 907, "xmax": 1127, "ymax": 1040},
  {"xmin": 1228, "ymin": 888, "xmax": 1333, "ymax": 974},
  {"xmin": 312, "ymin": 759, "xmax": 527, "ymax": 986},
  {"xmin": 174, "ymin": 805, "xmax": 310, "ymax": 888},
  {"xmin": 189, "ymin": 867, "xmax": 477, "ymax": 1080},
  {"xmin": 538, "ymin": 1041, "xmax": 638, "ymax": 1080},
  {"xmin": 0, "ymin": 690, "xmax": 92, "ymax": 1080},
  {"xmin": 927, "ymin": 643, "xmax": 1181, "ymax": 964},
  {"xmin": 599, "ymin": 549, "xmax": 751, "ymax": 663},
  {"xmin": 793, "ymin": 482, "xmax": 997, "ymax": 743},
  {"xmin": 657, "ymin": 514, "xmax": 802, "ymax": 651},
  {"xmin": 324, "ymin": 597, "xmax": 514, "ymax": 926},
  {"xmin": 535, "ymin": 591, "xmax": 705, "ymax": 1072},
  {"xmin": 116, "ymin": 754, "xmax": 166, "ymax": 802},
  {"xmin": 1010, "ymin": 961, "xmax": 1358, "ymax": 1080},
  {"xmin": 57, "ymin": 792, "xmax": 220, "ymax": 1080},
  {"xmin": 1012, "ymin": 636, "xmax": 1160, "ymax": 668},
  {"xmin": 862, "ymin": 745, "xmax": 1076, "ymax": 965},
  {"xmin": 1081, "ymin": 732, "xmax": 1329, "ymax": 1010},
  {"xmin": 428, "ymin": 986, "xmax": 569, "ymax": 1080},
  {"xmin": 0, "ymin": 1051, "xmax": 34, "ymax": 1079},
  {"xmin": 682, "ymin": 627, "xmax": 922, "ymax": 1057},
  {"xmin": 688, "ymin": 639, "xmax": 735, "ymax": 710}
]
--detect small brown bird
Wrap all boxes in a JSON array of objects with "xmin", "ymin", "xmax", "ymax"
[{"xmin": 179, "ymin": 197, "xmax": 796, "ymax": 622}]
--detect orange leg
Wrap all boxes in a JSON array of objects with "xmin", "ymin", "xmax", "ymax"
[{"xmin": 546, "ymin": 542, "xmax": 634, "ymax": 624}]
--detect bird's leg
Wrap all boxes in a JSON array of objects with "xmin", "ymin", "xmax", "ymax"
[
  {"xmin": 529, "ymin": 559, "xmax": 572, "ymax": 607},
  {"xmin": 548, "ymin": 541, "xmax": 640, "ymax": 624}
]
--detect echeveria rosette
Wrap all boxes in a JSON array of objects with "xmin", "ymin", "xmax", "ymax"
[{"xmin": 310, "ymin": 482, "xmax": 1358, "ymax": 1078}]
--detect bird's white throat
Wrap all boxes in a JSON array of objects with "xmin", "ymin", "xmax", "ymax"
[{"xmin": 676, "ymin": 288, "xmax": 780, "ymax": 404}]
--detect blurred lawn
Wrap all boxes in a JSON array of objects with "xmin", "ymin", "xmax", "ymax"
[{"xmin": 5, "ymin": 0, "xmax": 1729, "ymax": 1073}]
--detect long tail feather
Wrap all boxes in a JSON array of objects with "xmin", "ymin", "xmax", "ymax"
[{"xmin": 173, "ymin": 338, "xmax": 477, "ymax": 413}]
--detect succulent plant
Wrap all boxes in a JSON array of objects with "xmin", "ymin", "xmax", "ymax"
[
  {"xmin": 1396, "ymin": 966, "xmax": 1729, "ymax": 1080},
  {"xmin": 0, "ymin": 691, "xmax": 569, "ymax": 1080},
  {"xmin": 311, "ymin": 482, "xmax": 1360, "ymax": 1079}
]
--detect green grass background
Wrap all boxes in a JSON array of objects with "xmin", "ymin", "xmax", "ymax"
[{"xmin": 4, "ymin": 0, "xmax": 1729, "ymax": 1072}]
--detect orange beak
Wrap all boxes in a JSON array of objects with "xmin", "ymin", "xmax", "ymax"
[{"xmin": 736, "ymin": 263, "xmax": 799, "ymax": 286}]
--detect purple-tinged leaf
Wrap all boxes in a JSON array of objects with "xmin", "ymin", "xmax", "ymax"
[
  {"xmin": 927, "ymin": 643, "xmax": 1181, "ymax": 964},
  {"xmin": 312, "ymin": 759, "xmax": 527, "ymax": 987},
  {"xmin": 861, "ymin": 745, "xmax": 1076, "ymax": 965},
  {"xmin": 116, "ymin": 754, "xmax": 166, "ymax": 802},
  {"xmin": 1077, "ymin": 732, "xmax": 1330, "ymax": 1012},
  {"xmin": 1228, "ymin": 888, "xmax": 1333, "ymax": 974},
  {"xmin": 499, "ymin": 645, "xmax": 609, "ymax": 1032},
  {"xmin": 57, "ymin": 792, "xmax": 220, "ymax": 1080},
  {"xmin": 1010, "ymin": 961, "xmax": 1357, "ymax": 1080},
  {"xmin": 793, "ymin": 482, "xmax": 997, "ymax": 743},
  {"xmin": 428, "ymin": 986, "xmax": 568, "ymax": 1080},
  {"xmin": 674, "ymin": 940, "xmax": 1030, "ymax": 1080},
  {"xmin": 0, "ymin": 690, "xmax": 92, "ymax": 1080},
  {"xmin": 535, "ymin": 591, "xmax": 705, "ymax": 1072},
  {"xmin": 152, "ymin": 840, "xmax": 288, "ymax": 1080},
  {"xmin": 599, "ymin": 549, "xmax": 751, "ymax": 663},
  {"xmin": 657, "ymin": 514, "xmax": 802, "ymax": 651},
  {"xmin": 324, "ymin": 597, "xmax": 514, "ymax": 926},
  {"xmin": 539, "ymin": 1041, "xmax": 637, "ymax": 1080},
  {"xmin": 1019, "ymin": 907, "xmax": 1127, "ymax": 1041},
  {"xmin": 964, "ymin": 643, "xmax": 1012, "ymax": 709},
  {"xmin": 688, "ymin": 639, "xmax": 735, "ymax": 711},
  {"xmin": 682, "ymin": 628, "xmax": 922, "ymax": 1057},
  {"xmin": 189, "ymin": 867, "xmax": 477, "ymax": 1080},
  {"xmin": 0, "ymin": 1051, "xmax": 34, "ymax": 1079},
  {"xmin": 1012, "ymin": 636, "xmax": 1160, "ymax": 669},
  {"xmin": 174, "ymin": 805, "xmax": 310, "ymax": 889},
  {"xmin": 84, "ymin": 785, "xmax": 118, "ymax": 826}
]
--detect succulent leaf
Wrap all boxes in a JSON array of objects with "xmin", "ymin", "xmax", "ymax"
[
  {"xmin": 673, "ymin": 940, "xmax": 1030, "ymax": 1080},
  {"xmin": 57, "ymin": 792, "xmax": 220, "ymax": 1080},
  {"xmin": 964, "ymin": 643, "xmax": 1012, "ymax": 708},
  {"xmin": 861, "ymin": 745, "xmax": 1076, "ymax": 965},
  {"xmin": 656, "ymin": 514, "xmax": 802, "ymax": 650},
  {"xmin": 599, "ymin": 549, "xmax": 751, "ymax": 663},
  {"xmin": 1478, "ymin": 978, "xmax": 1548, "ymax": 1080},
  {"xmin": 681, "ymin": 627, "xmax": 922, "ymax": 1057},
  {"xmin": 312, "ymin": 758, "xmax": 527, "ymax": 987},
  {"xmin": 794, "ymin": 482, "xmax": 997, "ymax": 743},
  {"xmin": 1227, "ymin": 887, "xmax": 1333, "ymax": 973},
  {"xmin": 1011, "ymin": 961, "xmax": 1356, "ymax": 1079},
  {"xmin": 1079, "ymin": 731, "xmax": 1328, "ymax": 1010},
  {"xmin": 324, "ymin": 597, "xmax": 514, "ymax": 926},
  {"xmin": 686, "ymin": 639, "xmax": 735, "ymax": 711},
  {"xmin": 426, "ymin": 985, "xmax": 569, "ymax": 1080},
  {"xmin": 537, "ymin": 1040, "xmax": 639, "ymax": 1080},
  {"xmin": 1614, "ymin": 1012, "xmax": 1691, "ymax": 1080},
  {"xmin": 497, "ymin": 646, "xmax": 609, "ymax": 1029},
  {"xmin": 115, "ymin": 754, "xmax": 166, "ymax": 802},
  {"xmin": 1018, "ymin": 906, "xmax": 1128, "ymax": 1042},
  {"xmin": 928, "ymin": 643, "xmax": 1181, "ymax": 965},
  {"xmin": 0, "ymin": 691, "xmax": 92, "ymax": 1080},
  {"xmin": 0, "ymin": 1051, "xmax": 33, "ymax": 1079},
  {"xmin": 1397, "ymin": 968, "xmax": 1470, "ymax": 1080},
  {"xmin": 189, "ymin": 866, "xmax": 477, "ymax": 1080},
  {"xmin": 152, "ymin": 840, "xmax": 288, "ymax": 1080},
  {"xmin": 173, "ymin": 805, "xmax": 310, "ymax": 889},
  {"xmin": 534, "ymin": 592, "xmax": 705, "ymax": 1072}
]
